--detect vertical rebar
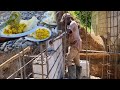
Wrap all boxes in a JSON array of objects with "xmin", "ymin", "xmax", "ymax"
[
  {"xmin": 30, "ymin": 45, "xmax": 34, "ymax": 78},
  {"xmin": 85, "ymin": 11, "xmax": 89, "ymax": 77},
  {"xmin": 108, "ymin": 11, "xmax": 112, "ymax": 79},
  {"xmin": 45, "ymin": 41, "xmax": 49, "ymax": 79},
  {"xmin": 21, "ymin": 41, "xmax": 26, "ymax": 79},
  {"xmin": 115, "ymin": 11, "xmax": 118, "ymax": 79},
  {"xmin": 40, "ymin": 43, "xmax": 44, "ymax": 79},
  {"xmin": 105, "ymin": 11, "xmax": 110, "ymax": 78},
  {"xmin": 113, "ymin": 11, "xmax": 116, "ymax": 79},
  {"xmin": 88, "ymin": 11, "xmax": 91, "ymax": 78},
  {"xmin": 103, "ymin": 11, "xmax": 108, "ymax": 79},
  {"xmin": 101, "ymin": 12, "xmax": 104, "ymax": 79},
  {"xmin": 18, "ymin": 46, "xmax": 23, "ymax": 79},
  {"xmin": 107, "ymin": 11, "xmax": 111, "ymax": 79}
]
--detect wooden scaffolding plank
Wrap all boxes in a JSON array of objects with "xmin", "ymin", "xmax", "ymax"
[{"xmin": 79, "ymin": 52, "xmax": 120, "ymax": 60}]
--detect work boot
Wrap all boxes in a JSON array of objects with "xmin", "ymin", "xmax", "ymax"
[
  {"xmin": 64, "ymin": 72, "xmax": 69, "ymax": 78},
  {"xmin": 76, "ymin": 66, "xmax": 82, "ymax": 79},
  {"xmin": 68, "ymin": 65, "xmax": 76, "ymax": 79}
]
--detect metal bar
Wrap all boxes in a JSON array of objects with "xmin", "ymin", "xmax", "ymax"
[
  {"xmin": 45, "ymin": 41, "xmax": 49, "ymax": 79},
  {"xmin": 114, "ymin": 11, "xmax": 118, "ymax": 79},
  {"xmin": 46, "ymin": 48, "xmax": 62, "ymax": 78},
  {"xmin": 85, "ymin": 11, "xmax": 89, "ymax": 77},
  {"xmin": 27, "ymin": 73, "xmax": 32, "ymax": 79},
  {"xmin": 107, "ymin": 11, "xmax": 111, "ymax": 79},
  {"xmin": 18, "ymin": 46, "xmax": 23, "ymax": 79},
  {"xmin": 40, "ymin": 43, "xmax": 44, "ymax": 79},
  {"xmin": 113, "ymin": 11, "xmax": 116, "ymax": 79},
  {"xmin": 108, "ymin": 11, "xmax": 112, "ymax": 79},
  {"xmin": 21, "ymin": 45, "xmax": 26, "ymax": 79},
  {"xmin": 53, "ymin": 54, "xmax": 63, "ymax": 79},
  {"xmin": 88, "ymin": 11, "xmax": 92, "ymax": 78},
  {"xmin": 101, "ymin": 11, "xmax": 106, "ymax": 79},
  {"xmin": 107, "ymin": 11, "xmax": 110, "ymax": 79},
  {"xmin": 106, "ymin": 11, "xmax": 109, "ymax": 79},
  {"xmin": 105, "ymin": 11, "xmax": 109, "ymax": 79},
  {"xmin": 102, "ymin": 51, "xmax": 105, "ymax": 78}
]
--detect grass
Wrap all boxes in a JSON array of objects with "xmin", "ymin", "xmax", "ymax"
[{"xmin": 68, "ymin": 11, "xmax": 93, "ymax": 33}]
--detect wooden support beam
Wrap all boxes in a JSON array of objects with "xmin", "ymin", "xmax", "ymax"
[
  {"xmin": 79, "ymin": 52, "xmax": 120, "ymax": 60},
  {"xmin": 80, "ymin": 50, "xmax": 107, "ymax": 53},
  {"xmin": 80, "ymin": 52, "xmax": 109, "ymax": 56},
  {"xmin": 0, "ymin": 46, "xmax": 31, "ymax": 69}
]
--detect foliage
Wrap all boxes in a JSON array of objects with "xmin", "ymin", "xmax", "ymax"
[
  {"xmin": 73, "ymin": 11, "xmax": 91, "ymax": 28},
  {"xmin": 69, "ymin": 11, "xmax": 92, "ymax": 32}
]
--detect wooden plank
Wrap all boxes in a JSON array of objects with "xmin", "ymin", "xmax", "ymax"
[
  {"xmin": 0, "ymin": 46, "xmax": 31, "ymax": 69},
  {"xmin": 80, "ymin": 50, "xmax": 120, "ymax": 55},
  {"xmin": 80, "ymin": 52, "xmax": 120, "ymax": 56},
  {"xmin": 79, "ymin": 52, "xmax": 120, "ymax": 60},
  {"xmin": 81, "ymin": 50, "xmax": 107, "ymax": 53},
  {"xmin": 80, "ymin": 53, "xmax": 109, "ymax": 56}
]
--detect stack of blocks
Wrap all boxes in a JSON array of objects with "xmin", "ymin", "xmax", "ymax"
[{"xmin": 80, "ymin": 60, "xmax": 90, "ymax": 77}]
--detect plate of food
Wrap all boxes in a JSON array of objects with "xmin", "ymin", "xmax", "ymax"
[
  {"xmin": 42, "ymin": 18, "xmax": 57, "ymax": 26},
  {"xmin": 25, "ymin": 26, "xmax": 51, "ymax": 42},
  {"xmin": 41, "ymin": 11, "xmax": 57, "ymax": 26},
  {"xmin": 0, "ymin": 11, "xmax": 39, "ymax": 38},
  {"xmin": 0, "ymin": 24, "xmax": 38, "ymax": 38}
]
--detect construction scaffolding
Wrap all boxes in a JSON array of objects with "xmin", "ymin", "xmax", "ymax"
[{"xmin": 90, "ymin": 11, "xmax": 120, "ymax": 79}]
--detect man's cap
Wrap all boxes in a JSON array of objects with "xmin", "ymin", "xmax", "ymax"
[{"xmin": 60, "ymin": 13, "xmax": 72, "ymax": 23}]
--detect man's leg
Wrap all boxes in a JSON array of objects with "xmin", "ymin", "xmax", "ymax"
[
  {"xmin": 66, "ymin": 47, "xmax": 78, "ymax": 79},
  {"xmin": 74, "ymin": 50, "xmax": 82, "ymax": 79},
  {"xmin": 74, "ymin": 53, "xmax": 80, "ymax": 66}
]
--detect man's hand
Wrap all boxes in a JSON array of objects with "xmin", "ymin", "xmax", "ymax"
[
  {"xmin": 67, "ymin": 29, "xmax": 72, "ymax": 34},
  {"xmin": 49, "ymin": 39, "xmax": 54, "ymax": 45}
]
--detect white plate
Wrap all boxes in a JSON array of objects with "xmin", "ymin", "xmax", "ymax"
[
  {"xmin": 0, "ymin": 25, "xmax": 38, "ymax": 38},
  {"xmin": 43, "ymin": 11, "xmax": 53, "ymax": 17},
  {"xmin": 25, "ymin": 26, "xmax": 51, "ymax": 42},
  {"xmin": 42, "ymin": 18, "xmax": 57, "ymax": 26}
]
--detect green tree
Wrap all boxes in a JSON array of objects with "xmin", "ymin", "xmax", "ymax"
[{"xmin": 74, "ymin": 11, "xmax": 92, "ymax": 29}]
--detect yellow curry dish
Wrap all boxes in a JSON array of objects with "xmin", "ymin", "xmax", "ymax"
[
  {"xmin": 2, "ymin": 11, "xmax": 38, "ymax": 35},
  {"xmin": 3, "ymin": 24, "xmax": 27, "ymax": 35},
  {"xmin": 31, "ymin": 28, "xmax": 50, "ymax": 40}
]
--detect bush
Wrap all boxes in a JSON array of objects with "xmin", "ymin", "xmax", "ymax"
[
  {"xmin": 74, "ymin": 11, "xmax": 92, "ymax": 29},
  {"xmin": 69, "ymin": 11, "xmax": 92, "ymax": 29}
]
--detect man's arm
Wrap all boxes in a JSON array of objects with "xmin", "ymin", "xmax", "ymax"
[
  {"xmin": 49, "ymin": 29, "xmax": 72, "ymax": 45},
  {"xmin": 49, "ymin": 32, "xmax": 65, "ymax": 45},
  {"xmin": 54, "ymin": 29, "xmax": 72, "ymax": 40}
]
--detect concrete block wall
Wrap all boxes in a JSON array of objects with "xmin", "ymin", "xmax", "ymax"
[{"xmin": 32, "ymin": 38, "xmax": 64, "ymax": 79}]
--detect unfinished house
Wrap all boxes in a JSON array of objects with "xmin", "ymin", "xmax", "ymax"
[{"xmin": 0, "ymin": 11, "xmax": 120, "ymax": 79}]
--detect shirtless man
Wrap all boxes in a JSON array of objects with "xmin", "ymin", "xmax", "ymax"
[{"xmin": 50, "ymin": 13, "xmax": 82, "ymax": 79}]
